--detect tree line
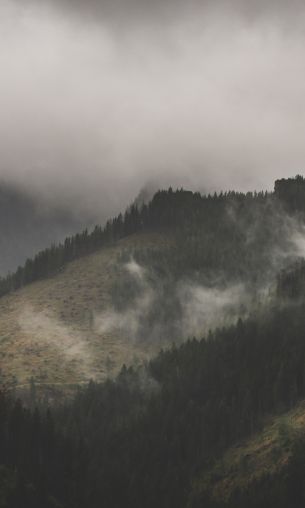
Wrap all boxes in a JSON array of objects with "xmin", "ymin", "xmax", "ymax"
[{"xmin": 2, "ymin": 176, "xmax": 304, "ymax": 298}]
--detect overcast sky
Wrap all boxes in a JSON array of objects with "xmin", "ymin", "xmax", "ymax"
[{"xmin": 1, "ymin": 0, "xmax": 305, "ymax": 217}]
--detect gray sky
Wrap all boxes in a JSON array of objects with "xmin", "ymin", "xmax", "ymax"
[{"xmin": 1, "ymin": 0, "xmax": 305, "ymax": 216}]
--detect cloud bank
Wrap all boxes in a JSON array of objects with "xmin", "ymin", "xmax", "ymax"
[{"xmin": 1, "ymin": 0, "xmax": 305, "ymax": 216}]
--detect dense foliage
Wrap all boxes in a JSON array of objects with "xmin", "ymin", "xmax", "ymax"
[
  {"xmin": 2, "ymin": 176, "xmax": 305, "ymax": 506},
  {"xmin": 2, "ymin": 175, "xmax": 305, "ymax": 297},
  {"xmin": 2, "ymin": 302, "xmax": 305, "ymax": 507},
  {"xmin": 277, "ymin": 259, "xmax": 305, "ymax": 299},
  {"xmin": 274, "ymin": 174, "xmax": 305, "ymax": 212}
]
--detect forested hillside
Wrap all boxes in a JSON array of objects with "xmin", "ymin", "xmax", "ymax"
[
  {"xmin": 1, "ymin": 177, "xmax": 305, "ymax": 388},
  {"xmin": 2, "ymin": 176, "xmax": 305, "ymax": 507},
  {"xmin": 1, "ymin": 175, "xmax": 304, "ymax": 296},
  {"xmin": 2, "ymin": 302, "xmax": 305, "ymax": 506}
]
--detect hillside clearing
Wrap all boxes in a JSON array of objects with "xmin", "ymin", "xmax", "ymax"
[{"xmin": 0, "ymin": 232, "xmax": 168, "ymax": 389}]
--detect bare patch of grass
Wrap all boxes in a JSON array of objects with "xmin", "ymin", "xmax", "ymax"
[{"xmin": 0, "ymin": 233, "xmax": 167, "ymax": 390}]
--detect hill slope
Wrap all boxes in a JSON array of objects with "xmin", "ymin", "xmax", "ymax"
[
  {"xmin": 188, "ymin": 401, "xmax": 305, "ymax": 507},
  {"xmin": 0, "ymin": 233, "xmax": 168, "ymax": 389},
  {"xmin": 2, "ymin": 176, "xmax": 305, "ymax": 392},
  {"xmin": 2, "ymin": 177, "xmax": 305, "ymax": 506}
]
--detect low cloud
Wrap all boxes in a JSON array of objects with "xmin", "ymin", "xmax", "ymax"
[
  {"xmin": 94, "ymin": 259, "xmax": 155, "ymax": 340},
  {"xmin": 1, "ymin": 1, "xmax": 305, "ymax": 217},
  {"xmin": 178, "ymin": 283, "xmax": 249, "ymax": 337},
  {"xmin": 94, "ymin": 259, "xmax": 253, "ymax": 343},
  {"xmin": 18, "ymin": 306, "xmax": 96, "ymax": 380}
]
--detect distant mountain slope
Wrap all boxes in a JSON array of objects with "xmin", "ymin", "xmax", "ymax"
[
  {"xmin": 0, "ymin": 183, "xmax": 95, "ymax": 276},
  {"xmin": 0, "ymin": 181, "xmax": 298, "ymax": 296}
]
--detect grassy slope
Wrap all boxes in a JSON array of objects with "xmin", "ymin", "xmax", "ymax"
[
  {"xmin": 0, "ymin": 232, "xmax": 167, "ymax": 390},
  {"xmin": 189, "ymin": 401, "xmax": 305, "ymax": 506}
]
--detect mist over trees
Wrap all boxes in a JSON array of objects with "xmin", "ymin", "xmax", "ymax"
[
  {"xmin": 2, "ymin": 176, "xmax": 305, "ymax": 506},
  {"xmin": 2, "ymin": 0, "xmax": 305, "ymax": 504},
  {"xmin": 1, "ymin": 176, "xmax": 304, "ymax": 297}
]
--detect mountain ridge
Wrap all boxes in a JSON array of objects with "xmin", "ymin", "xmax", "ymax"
[
  {"xmin": 1, "ymin": 176, "xmax": 305, "ymax": 391},
  {"xmin": 2, "ymin": 176, "xmax": 305, "ymax": 506}
]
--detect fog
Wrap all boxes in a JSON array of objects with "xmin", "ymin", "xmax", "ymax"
[
  {"xmin": 1, "ymin": 0, "xmax": 305, "ymax": 216},
  {"xmin": 95, "ymin": 258, "xmax": 253, "ymax": 344},
  {"xmin": 19, "ymin": 306, "xmax": 96, "ymax": 380}
]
